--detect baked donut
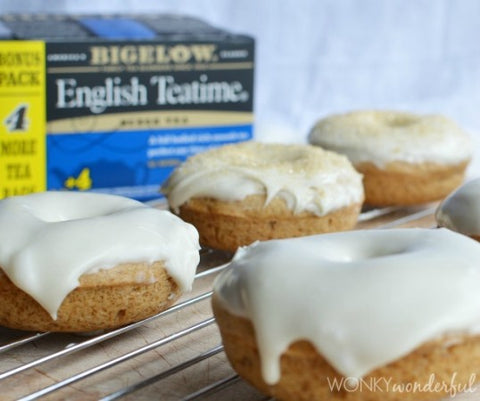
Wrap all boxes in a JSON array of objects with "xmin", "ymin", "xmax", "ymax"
[
  {"xmin": 0, "ymin": 192, "xmax": 200, "ymax": 332},
  {"xmin": 213, "ymin": 228, "xmax": 480, "ymax": 401},
  {"xmin": 308, "ymin": 110, "xmax": 472, "ymax": 206},
  {"xmin": 436, "ymin": 177, "xmax": 480, "ymax": 241},
  {"xmin": 162, "ymin": 141, "xmax": 364, "ymax": 252}
]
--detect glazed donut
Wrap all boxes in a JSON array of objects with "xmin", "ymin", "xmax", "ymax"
[
  {"xmin": 308, "ymin": 110, "xmax": 472, "ymax": 206},
  {"xmin": 0, "ymin": 192, "xmax": 200, "ymax": 332},
  {"xmin": 212, "ymin": 228, "xmax": 480, "ymax": 401},
  {"xmin": 436, "ymin": 177, "xmax": 480, "ymax": 241},
  {"xmin": 162, "ymin": 141, "xmax": 364, "ymax": 252}
]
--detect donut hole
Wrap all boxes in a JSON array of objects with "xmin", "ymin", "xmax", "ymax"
[
  {"xmin": 356, "ymin": 244, "xmax": 410, "ymax": 261},
  {"xmin": 384, "ymin": 114, "xmax": 419, "ymax": 128},
  {"xmin": 258, "ymin": 147, "xmax": 307, "ymax": 167},
  {"xmin": 278, "ymin": 149, "xmax": 306, "ymax": 164},
  {"xmin": 323, "ymin": 243, "xmax": 410, "ymax": 263},
  {"xmin": 329, "ymin": 241, "xmax": 411, "ymax": 262},
  {"xmin": 21, "ymin": 192, "xmax": 141, "ymax": 223}
]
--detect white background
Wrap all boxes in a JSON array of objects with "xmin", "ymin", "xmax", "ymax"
[{"xmin": 2, "ymin": 0, "xmax": 480, "ymax": 172}]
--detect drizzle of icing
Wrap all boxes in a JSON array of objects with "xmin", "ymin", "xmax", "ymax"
[
  {"xmin": 0, "ymin": 192, "xmax": 200, "ymax": 319},
  {"xmin": 163, "ymin": 141, "xmax": 364, "ymax": 216},
  {"xmin": 214, "ymin": 228, "xmax": 480, "ymax": 384}
]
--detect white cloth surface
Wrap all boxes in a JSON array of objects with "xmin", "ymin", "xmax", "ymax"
[{"xmin": 2, "ymin": 0, "xmax": 480, "ymax": 173}]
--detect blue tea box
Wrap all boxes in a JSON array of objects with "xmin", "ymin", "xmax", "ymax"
[{"xmin": 0, "ymin": 14, "xmax": 254, "ymax": 200}]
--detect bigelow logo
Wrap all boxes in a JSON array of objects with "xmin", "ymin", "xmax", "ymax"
[{"xmin": 89, "ymin": 44, "xmax": 218, "ymax": 65}]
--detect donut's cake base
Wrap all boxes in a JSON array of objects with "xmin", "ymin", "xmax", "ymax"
[
  {"xmin": 0, "ymin": 262, "xmax": 179, "ymax": 332},
  {"xmin": 212, "ymin": 296, "xmax": 480, "ymax": 401},
  {"xmin": 356, "ymin": 160, "xmax": 468, "ymax": 206},
  {"xmin": 177, "ymin": 195, "xmax": 362, "ymax": 252}
]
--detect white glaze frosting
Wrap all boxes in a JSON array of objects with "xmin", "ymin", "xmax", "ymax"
[
  {"xmin": 436, "ymin": 178, "xmax": 480, "ymax": 235},
  {"xmin": 308, "ymin": 110, "xmax": 472, "ymax": 167},
  {"xmin": 0, "ymin": 192, "xmax": 200, "ymax": 319},
  {"xmin": 213, "ymin": 228, "xmax": 480, "ymax": 384},
  {"xmin": 162, "ymin": 141, "xmax": 364, "ymax": 216}
]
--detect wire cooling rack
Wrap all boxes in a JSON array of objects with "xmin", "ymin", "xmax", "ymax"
[{"xmin": 0, "ymin": 204, "xmax": 453, "ymax": 401}]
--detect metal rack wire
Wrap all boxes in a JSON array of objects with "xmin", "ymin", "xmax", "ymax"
[{"xmin": 0, "ymin": 205, "xmax": 438, "ymax": 401}]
